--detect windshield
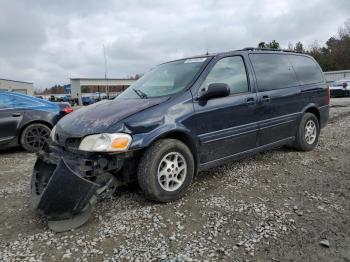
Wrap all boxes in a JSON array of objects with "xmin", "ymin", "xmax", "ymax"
[
  {"xmin": 331, "ymin": 80, "xmax": 350, "ymax": 87},
  {"xmin": 117, "ymin": 57, "xmax": 208, "ymax": 99}
]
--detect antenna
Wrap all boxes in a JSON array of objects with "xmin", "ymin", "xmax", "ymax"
[{"xmin": 103, "ymin": 45, "xmax": 109, "ymax": 99}]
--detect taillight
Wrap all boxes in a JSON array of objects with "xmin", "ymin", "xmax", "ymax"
[
  {"xmin": 63, "ymin": 107, "xmax": 74, "ymax": 114},
  {"xmin": 325, "ymin": 84, "xmax": 330, "ymax": 105}
]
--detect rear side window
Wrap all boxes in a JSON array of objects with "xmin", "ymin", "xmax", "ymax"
[
  {"xmin": 202, "ymin": 56, "xmax": 249, "ymax": 94},
  {"xmin": 288, "ymin": 55, "xmax": 323, "ymax": 84},
  {"xmin": 249, "ymin": 54, "xmax": 299, "ymax": 91}
]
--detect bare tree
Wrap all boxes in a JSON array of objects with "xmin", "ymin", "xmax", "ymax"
[{"xmin": 287, "ymin": 42, "xmax": 294, "ymax": 50}]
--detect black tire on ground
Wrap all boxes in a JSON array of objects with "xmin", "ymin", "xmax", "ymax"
[
  {"xmin": 137, "ymin": 138, "xmax": 195, "ymax": 202},
  {"xmin": 20, "ymin": 123, "xmax": 51, "ymax": 152},
  {"xmin": 293, "ymin": 113, "xmax": 320, "ymax": 151}
]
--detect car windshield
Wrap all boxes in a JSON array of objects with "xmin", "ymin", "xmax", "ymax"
[
  {"xmin": 117, "ymin": 57, "xmax": 208, "ymax": 99},
  {"xmin": 332, "ymin": 80, "xmax": 350, "ymax": 87}
]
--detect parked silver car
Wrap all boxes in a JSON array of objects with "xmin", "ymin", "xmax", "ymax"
[{"xmin": 329, "ymin": 79, "xmax": 350, "ymax": 97}]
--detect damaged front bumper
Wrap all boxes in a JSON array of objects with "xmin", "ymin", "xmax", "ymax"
[{"xmin": 31, "ymin": 145, "xmax": 125, "ymax": 232}]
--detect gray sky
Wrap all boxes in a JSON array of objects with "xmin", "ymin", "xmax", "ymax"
[{"xmin": 0, "ymin": 0, "xmax": 349, "ymax": 90}]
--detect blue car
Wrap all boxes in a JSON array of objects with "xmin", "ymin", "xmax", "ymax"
[
  {"xmin": 82, "ymin": 96, "xmax": 95, "ymax": 105},
  {"xmin": 0, "ymin": 91, "xmax": 73, "ymax": 152}
]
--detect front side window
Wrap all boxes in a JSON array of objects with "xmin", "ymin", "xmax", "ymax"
[
  {"xmin": 117, "ymin": 57, "xmax": 208, "ymax": 99},
  {"xmin": 202, "ymin": 56, "xmax": 249, "ymax": 94},
  {"xmin": 250, "ymin": 53, "xmax": 299, "ymax": 91}
]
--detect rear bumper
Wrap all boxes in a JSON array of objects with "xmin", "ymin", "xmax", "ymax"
[{"xmin": 319, "ymin": 105, "xmax": 330, "ymax": 129}]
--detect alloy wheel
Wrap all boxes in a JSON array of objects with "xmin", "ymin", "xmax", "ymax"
[
  {"xmin": 157, "ymin": 152, "xmax": 187, "ymax": 192},
  {"xmin": 304, "ymin": 119, "xmax": 317, "ymax": 144},
  {"xmin": 25, "ymin": 126, "xmax": 50, "ymax": 151}
]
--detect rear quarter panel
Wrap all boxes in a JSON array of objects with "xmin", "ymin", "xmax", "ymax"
[{"xmin": 294, "ymin": 55, "xmax": 329, "ymax": 129}]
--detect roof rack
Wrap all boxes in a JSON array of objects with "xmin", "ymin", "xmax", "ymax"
[{"xmin": 241, "ymin": 47, "xmax": 304, "ymax": 54}]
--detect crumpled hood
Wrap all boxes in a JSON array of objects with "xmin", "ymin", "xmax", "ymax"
[{"xmin": 56, "ymin": 98, "xmax": 167, "ymax": 137}]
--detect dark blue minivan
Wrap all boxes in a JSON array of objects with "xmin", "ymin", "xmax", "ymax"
[{"xmin": 31, "ymin": 48, "xmax": 330, "ymax": 230}]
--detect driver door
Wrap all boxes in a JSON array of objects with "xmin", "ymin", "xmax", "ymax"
[{"xmin": 192, "ymin": 56, "xmax": 259, "ymax": 164}]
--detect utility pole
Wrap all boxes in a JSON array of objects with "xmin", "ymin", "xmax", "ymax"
[{"xmin": 103, "ymin": 45, "xmax": 109, "ymax": 99}]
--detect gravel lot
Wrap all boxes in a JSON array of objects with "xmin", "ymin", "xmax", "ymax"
[{"xmin": 1, "ymin": 98, "xmax": 350, "ymax": 262}]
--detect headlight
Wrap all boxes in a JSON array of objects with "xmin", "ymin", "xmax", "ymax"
[
  {"xmin": 50, "ymin": 126, "xmax": 56, "ymax": 142},
  {"xmin": 78, "ymin": 133, "xmax": 132, "ymax": 152}
]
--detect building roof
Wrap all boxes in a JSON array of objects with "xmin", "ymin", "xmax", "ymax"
[{"xmin": 0, "ymin": 78, "xmax": 33, "ymax": 84}]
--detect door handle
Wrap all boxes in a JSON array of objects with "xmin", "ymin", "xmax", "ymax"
[
  {"xmin": 12, "ymin": 113, "xmax": 21, "ymax": 117},
  {"xmin": 261, "ymin": 95, "xmax": 270, "ymax": 103},
  {"xmin": 246, "ymin": 97, "xmax": 255, "ymax": 105}
]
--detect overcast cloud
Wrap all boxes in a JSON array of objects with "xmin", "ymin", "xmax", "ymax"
[{"xmin": 0, "ymin": 0, "xmax": 349, "ymax": 89}]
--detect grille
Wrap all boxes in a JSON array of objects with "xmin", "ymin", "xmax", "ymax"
[{"xmin": 65, "ymin": 138, "xmax": 82, "ymax": 150}]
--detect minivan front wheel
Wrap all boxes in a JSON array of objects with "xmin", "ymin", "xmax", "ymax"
[
  {"xmin": 137, "ymin": 139, "xmax": 194, "ymax": 202},
  {"xmin": 294, "ymin": 113, "xmax": 320, "ymax": 151}
]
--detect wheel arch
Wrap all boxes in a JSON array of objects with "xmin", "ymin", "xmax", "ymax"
[
  {"xmin": 303, "ymin": 105, "xmax": 320, "ymax": 124},
  {"xmin": 145, "ymin": 129, "xmax": 200, "ymax": 175}
]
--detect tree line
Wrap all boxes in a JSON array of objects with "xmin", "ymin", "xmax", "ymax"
[{"xmin": 257, "ymin": 19, "xmax": 350, "ymax": 72}]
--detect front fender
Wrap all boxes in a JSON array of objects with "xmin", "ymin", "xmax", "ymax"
[
  {"xmin": 129, "ymin": 125, "xmax": 201, "ymax": 175},
  {"xmin": 130, "ymin": 124, "xmax": 200, "ymax": 151}
]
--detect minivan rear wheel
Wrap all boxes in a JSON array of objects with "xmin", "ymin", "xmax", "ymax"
[
  {"xmin": 137, "ymin": 139, "xmax": 195, "ymax": 202},
  {"xmin": 293, "ymin": 113, "xmax": 320, "ymax": 151}
]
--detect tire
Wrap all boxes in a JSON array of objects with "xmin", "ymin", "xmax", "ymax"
[
  {"xmin": 137, "ymin": 139, "xmax": 195, "ymax": 202},
  {"xmin": 293, "ymin": 113, "xmax": 320, "ymax": 151},
  {"xmin": 20, "ymin": 123, "xmax": 51, "ymax": 152}
]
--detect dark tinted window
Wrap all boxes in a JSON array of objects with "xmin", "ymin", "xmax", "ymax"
[
  {"xmin": 202, "ymin": 56, "xmax": 249, "ymax": 94},
  {"xmin": 250, "ymin": 54, "xmax": 298, "ymax": 91},
  {"xmin": 288, "ymin": 55, "xmax": 323, "ymax": 84}
]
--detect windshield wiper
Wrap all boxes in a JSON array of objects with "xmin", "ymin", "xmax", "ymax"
[{"xmin": 132, "ymin": 88, "xmax": 148, "ymax": 99}]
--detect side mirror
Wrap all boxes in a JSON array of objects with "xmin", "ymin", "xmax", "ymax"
[
  {"xmin": 198, "ymin": 83, "xmax": 230, "ymax": 101},
  {"xmin": 343, "ymin": 82, "xmax": 348, "ymax": 89}
]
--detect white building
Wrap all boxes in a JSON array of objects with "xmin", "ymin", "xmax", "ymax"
[
  {"xmin": 70, "ymin": 78, "xmax": 136, "ymax": 104},
  {"xmin": 324, "ymin": 70, "xmax": 350, "ymax": 83},
  {"xmin": 0, "ymin": 78, "xmax": 34, "ymax": 95}
]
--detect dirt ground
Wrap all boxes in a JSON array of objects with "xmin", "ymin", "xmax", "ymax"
[{"xmin": 1, "ymin": 98, "xmax": 350, "ymax": 262}]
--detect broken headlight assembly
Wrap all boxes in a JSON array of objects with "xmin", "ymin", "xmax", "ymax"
[{"xmin": 78, "ymin": 133, "xmax": 132, "ymax": 152}]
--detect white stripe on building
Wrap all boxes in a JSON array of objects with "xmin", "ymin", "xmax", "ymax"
[{"xmin": 324, "ymin": 70, "xmax": 350, "ymax": 82}]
